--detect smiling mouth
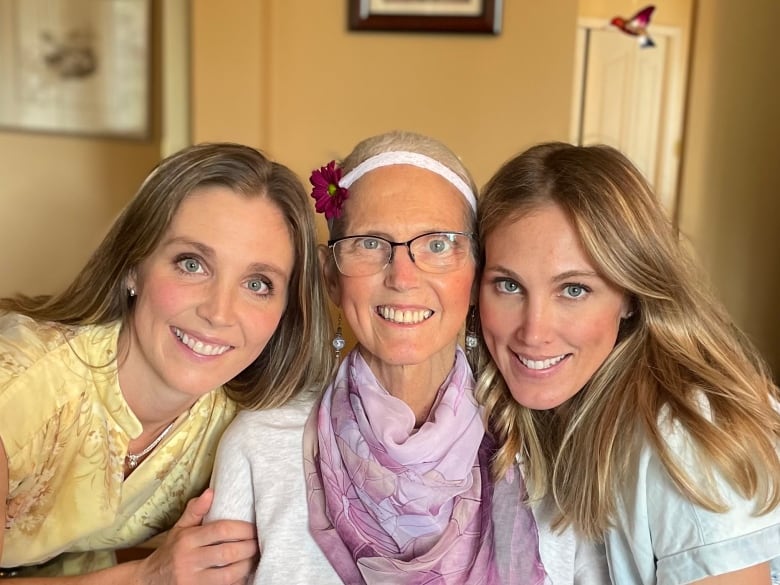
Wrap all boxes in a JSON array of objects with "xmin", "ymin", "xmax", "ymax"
[
  {"xmin": 377, "ymin": 306, "xmax": 434, "ymax": 324},
  {"xmin": 517, "ymin": 354, "xmax": 568, "ymax": 370},
  {"xmin": 173, "ymin": 327, "xmax": 232, "ymax": 356}
]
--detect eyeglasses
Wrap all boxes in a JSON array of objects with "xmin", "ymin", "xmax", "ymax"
[{"xmin": 328, "ymin": 231, "xmax": 475, "ymax": 277}]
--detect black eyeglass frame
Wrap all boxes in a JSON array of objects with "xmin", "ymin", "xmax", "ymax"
[{"xmin": 327, "ymin": 231, "xmax": 475, "ymax": 274}]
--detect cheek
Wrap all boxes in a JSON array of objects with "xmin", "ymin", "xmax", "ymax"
[
  {"xmin": 438, "ymin": 269, "xmax": 476, "ymax": 308},
  {"xmin": 478, "ymin": 288, "xmax": 508, "ymax": 337},
  {"xmin": 579, "ymin": 317, "xmax": 621, "ymax": 363},
  {"xmin": 135, "ymin": 277, "xmax": 191, "ymax": 324},
  {"xmin": 141, "ymin": 279, "xmax": 192, "ymax": 314},
  {"xmin": 244, "ymin": 303, "xmax": 288, "ymax": 350}
]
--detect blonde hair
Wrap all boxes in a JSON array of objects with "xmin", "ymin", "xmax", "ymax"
[
  {"xmin": 474, "ymin": 141, "xmax": 780, "ymax": 537},
  {"xmin": 1, "ymin": 142, "xmax": 333, "ymax": 409}
]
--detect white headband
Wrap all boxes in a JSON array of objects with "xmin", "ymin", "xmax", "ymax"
[{"xmin": 339, "ymin": 151, "xmax": 477, "ymax": 211}]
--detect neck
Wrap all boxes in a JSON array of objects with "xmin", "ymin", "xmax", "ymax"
[{"xmin": 360, "ymin": 348, "xmax": 456, "ymax": 425}]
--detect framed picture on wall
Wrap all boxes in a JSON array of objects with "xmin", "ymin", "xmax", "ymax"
[
  {"xmin": 348, "ymin": 0, "xmax": 503, "ymax": 34},
  {"xmin": 0, "ymin": 0, "xmax": 150, "ymax": 139}
]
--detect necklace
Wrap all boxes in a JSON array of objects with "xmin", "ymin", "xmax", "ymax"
[{"xmin": 125, "ymin": 421, "xmax": 175, "ymax": 470}]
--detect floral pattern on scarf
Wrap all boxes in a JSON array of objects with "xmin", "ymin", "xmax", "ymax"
[{"xmin": 303, "ymin": 346, "xmax": 546, "ymax": 584}]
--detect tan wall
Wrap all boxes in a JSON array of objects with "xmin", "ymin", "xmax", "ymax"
[
  {"xmin": 677, "ymin": 0, "xmax": 780, "ymax": 374},
  {"xmin": 191, "ymin": 1, "xmax": 579, "ymax": 188},
  {"xmin": 0, "ymin": 136, "xmax": 160, "ymax": 297}
]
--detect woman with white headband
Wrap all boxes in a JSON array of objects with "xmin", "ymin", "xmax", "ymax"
[{"xmin": 206, "ymin": 131, "xmax": 609, "ymax": 584}]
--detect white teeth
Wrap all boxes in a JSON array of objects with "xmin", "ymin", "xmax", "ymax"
[
  {"xmin": 378, "ymin": 306, "xmax": 433, "ymax": 324},
  {"xmin": 519, "ymin": 354, "xmax": 566, "ymax": 370},
  {"xmin": 174, "ymin": 328, "xmax": 231, "ymax": 356}
]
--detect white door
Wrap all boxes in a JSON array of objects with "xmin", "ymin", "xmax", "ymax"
[{"xmin": 571, "ymin": 24, "xmax": 684, "ymax": 215}]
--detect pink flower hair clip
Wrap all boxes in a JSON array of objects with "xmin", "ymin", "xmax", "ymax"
[{"xmin": 309, "ymin": 160, "xmax": 348, "ymax": 220}]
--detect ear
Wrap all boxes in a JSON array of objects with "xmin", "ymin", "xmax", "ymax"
[{"xmin": 318, "ymin": 244, "xmax": 342, "ymax": 307}]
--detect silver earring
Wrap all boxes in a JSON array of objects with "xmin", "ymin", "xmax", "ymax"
[
  {"xmin": 332, "ymin": 314, "xmax": 346, "ymax": 360},
  {"xmin": 128, "ymin": 287, "xmax": 136, "ymax": 297},
  {"xmin": 465, "ymin": 305, "xmax": 478, "ymax": 353}
]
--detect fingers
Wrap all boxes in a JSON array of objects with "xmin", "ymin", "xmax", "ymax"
[
  {"xmin": 197, "ymin": 536, "xmax": 258, "ymax": 570},
  {"xmin": 138, "ymin": 521, "xmax": 258, "ymax": 585},
  {"xmin": 178, "ymin": 519, "xmax": 258, "ymax": 554},
  {"xmin": 175, "ymin": 488, "xmax": 215, "ymax": 529},
  {"xmin": 207, "ymin": 556, "xmax": 256, "ymax": 585}
]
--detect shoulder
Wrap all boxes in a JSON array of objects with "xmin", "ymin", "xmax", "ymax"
[
  {"xmin": 1, "ymin": 313, "xmax": 117, "ymax": 378},
  {"xmin": 217, "ymin": 391, "xmax": 319, "ymax": 451},
  {"xmin": 1, "ymin": 314, "xmax": 118, "ymax": 399},
  {"xmin": 1, "ymin": 313, "xmax": 73, "ymax": 376},
  {"xmin": 607, "ymin": 417, "xmax": 780, "ymax": 584}
]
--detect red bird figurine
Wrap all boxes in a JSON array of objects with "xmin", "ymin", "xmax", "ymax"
[{"xmin": 611, "ymin": 5, "xmax": 656, "ymax": 48}]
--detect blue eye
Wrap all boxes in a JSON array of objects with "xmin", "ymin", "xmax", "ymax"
[
  {"xmin": 360, "ymin": 238, "xmax": 382, "ymax": 250},
  {"xmin": 562, "ymin": 284, "xmax": 589, "ymax": 298},
  {"xmin": 495, "ymin": 279, "xmax": 521, "ymax": 294},
  {"xmin": 246, "ymin": 279, "xmax": 271, "ymax": 295},
  {"xmin": 427, "ymin": 237, "xmax": 452, "ymax": 254},
  {"xmin": 177, "ymin": 257, "xmax": 203, "ymax": 274}
]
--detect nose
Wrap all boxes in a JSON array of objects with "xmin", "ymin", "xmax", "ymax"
[
  {"xmin": 384, "ymin": 244, "xmax": 421, "ymax": 290},
  {"xmin": 196, "ymin": 279, "xmax": 237, "ymax": 327},
  {"xmin": 516, "ymin": 297, "xmax": 553, "ymax": 346}
]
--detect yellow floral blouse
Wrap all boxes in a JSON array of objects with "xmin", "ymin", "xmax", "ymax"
[{"xmin": 0, "ymin": 312, "xmax": 238, "ymax": 576}]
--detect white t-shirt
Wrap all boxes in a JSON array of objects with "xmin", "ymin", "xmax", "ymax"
[{"xmin": 606, "ymin": 414, "xmax": 780, "ymax": 584}]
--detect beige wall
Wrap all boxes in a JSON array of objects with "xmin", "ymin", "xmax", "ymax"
[
  {"xmin": 0, "ymin": 136, "xmax": 159, "ymax": 297},
  {"xmin": 191, "ymin": 1, "xmax": 579, "ymax": 188},
  {"xmin": 677, "ymin": 0, "xmax": 780, "ymax": 374}
]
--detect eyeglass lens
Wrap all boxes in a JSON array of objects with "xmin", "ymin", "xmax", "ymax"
[{"xmin": 332, "ymin": 232, "xmax": 471, "ymax": 276}]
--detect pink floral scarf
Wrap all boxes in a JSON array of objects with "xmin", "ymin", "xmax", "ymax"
[{"xmin": 303, "ymin": 347, "xmax": 546, "ymax": 584}]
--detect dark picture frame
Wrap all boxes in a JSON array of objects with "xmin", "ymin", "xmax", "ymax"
[{"xmin": 348, "ymin": 0, "xmax": 502, "ymax": 34}]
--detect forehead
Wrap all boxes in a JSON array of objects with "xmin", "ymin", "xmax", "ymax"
[
  {"xmin": 344, "ymin": 165, "xmax": 470, "ymax": 236},
  {"xmin": 487, "ymin": 204, "xmax": 590, "ymax": 266},
  {"xmin": 165, "ymin": 185, "xmax": 292, "ymax": 252}
]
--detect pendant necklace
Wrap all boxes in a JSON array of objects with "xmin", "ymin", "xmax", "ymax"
[{"xmin": 125, "ymin": 421, "xmax": 175, "ymax": 470}]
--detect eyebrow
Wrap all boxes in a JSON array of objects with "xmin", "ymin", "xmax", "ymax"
[
  {"xmin": 347, "ymin": 228, "xmax": 467, "ymax": 240},
  {"xmin": 164, "ymin": 237, "xmax": 291, "ymax": 278},
  {"xmin": 485, "ymin": 265, "xmax": 600, "ymax": 281}
]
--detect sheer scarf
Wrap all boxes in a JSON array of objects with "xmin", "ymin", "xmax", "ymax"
[{"xmin": 303, "ymin": 347, "xmax": 546, "ymax": 584}]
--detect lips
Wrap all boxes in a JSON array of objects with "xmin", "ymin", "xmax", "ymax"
[
  {"xmin": 173, "ymin": 327, "xmax": 232, "ymax": 356},
  {"xmin": 376, "ymin": 305, "xmax": 434, "ymax": 324}
]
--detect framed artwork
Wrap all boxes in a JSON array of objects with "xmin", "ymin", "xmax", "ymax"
[
  {"xmin": 0, "ymin": 0, "xmax": 150, "ymax": 139},
  {"xmin": 348, "ymin": 0, "xmax": 503, "ymax": 34}
]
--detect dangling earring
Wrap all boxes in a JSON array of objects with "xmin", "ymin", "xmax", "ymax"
[
  {"xmin": 465, "ymin": 305, "xmax": 478, "ymax": 353},
  {"xmin": 332, "ymin": 314, "xmax": 346, "ymax": 360},
  {"xmin": 128, "ymin": 287, "xmax": 136, "ymax": 298}
]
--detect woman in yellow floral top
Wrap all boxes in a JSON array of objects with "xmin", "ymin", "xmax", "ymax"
[{"xmin": 0, "ymin": 143, "xmax": 334, "ymax": 583}]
